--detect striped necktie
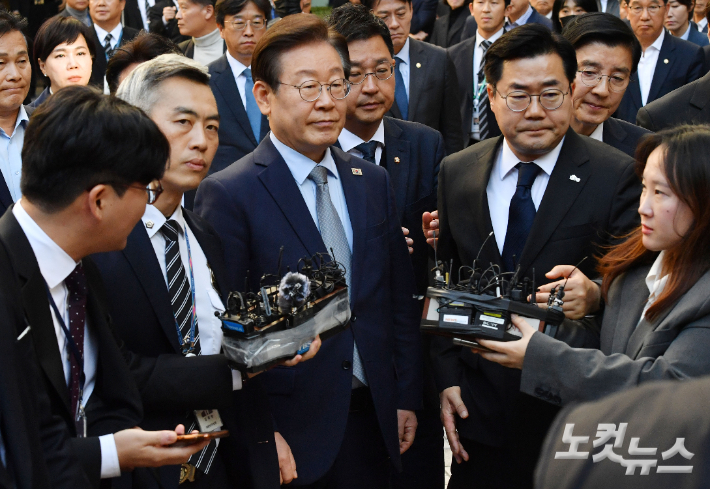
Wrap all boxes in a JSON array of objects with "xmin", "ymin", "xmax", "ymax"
[{"xmin": 476, "ymin": 39, "xmax": 492, "ymax": 141}]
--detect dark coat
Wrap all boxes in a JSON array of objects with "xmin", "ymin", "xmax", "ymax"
[
  {"xmin": 88, "ymin": 25, "xmax": 140, "ymax": 87},
  {"xmin": 636, "ymin": 69, "xmax": 710, "ymax": 130},
  {"xmin": 601, "ymin": 116, "xmax": 652, "ymax": 157}
]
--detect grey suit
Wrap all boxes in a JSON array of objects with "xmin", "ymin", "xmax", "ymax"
[{"xmin": 521, "ymin": 263, "xmax": 710, "ymax": 407}]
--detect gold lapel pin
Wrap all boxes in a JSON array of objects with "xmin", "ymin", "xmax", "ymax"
[
  {"xmin": 352, "ymin": 168, "xmax": 363, "ymax": 175},
  {"xmin": 394, "ymin": 157, "xmax": 401, "ymax": 163},
  {"xmin": 664, "ymin": 59, "xmax": 669, "ymax": 64},
  {"xmin": 416, "ymin": 63, "xmax": 422, "ymax": 68},
  {"xmin": 145, "ymin": 220, "xmax": 154, "ymax": 229}
]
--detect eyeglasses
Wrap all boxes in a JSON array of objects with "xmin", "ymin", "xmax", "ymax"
[
  {"xmin": 627, "ymin": 4, "xmax": 662, "ymax": 14},
  {"xmin": 278, "ymin": 79, "xmax": 351, "ymax": 102},
  {"xmin": 228, "ymin": 18, "xmax": 266, "ymax": 30},
  {"xmin": 111, "ymin": 181, "xmax": 163, "ymax": 204},
  {"xmin": 349, "ymin": 65, "xmax": 394, "ymax": 85},
  {"xmin": 495, "ymin": 88, "xmax": 569, "ymax": 112},
  {"xmin": 577, "ymin": 70, "xmax": 629, "ymax": 92}
]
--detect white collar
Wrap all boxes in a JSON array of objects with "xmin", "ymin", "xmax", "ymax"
[
  {"xmin": 93, "ymin": 22, "xmax": 122, "ymax": 44},
  {"xmin": 142, "ymin": 204, "xmax": 185, "ymax": 239},
  {"xmin": 396, "ymin": 37, "xmax": 410, "ymax": 64},
  {"xmin": 226, "ymin": 51, "xmax": 249, "ymax": 77},
  {"xmin": 194, "ymin": 28, "xmax": 222, "ymax": 47},
  {"xmin": 12, "ymin": 200, "xmax": 79, "ymax": 289},
  {"xmin": 644, "ymin": 28, "xmax": 665, "ymax": 55},
  {"xmin": 699, "ymin": 18, "xmax": 708, "ymax": 28},
  {"xmin": 509, "ymin": 4, "xmax": 533, "ymax": 26},
  {"xmin": 645, "ymin": 250, "xmax": 669, "ymax": 306},
  {"xmin": 270, "ymin": 132, "xmax": 339, "ymax": 186},
  {"xmin": 680, "ymin": 23, "xmax": 692, "ymax": 40},
  {"xmin": 499, "ymin": 136, "xmax": 564, "ymax": 181},
  {"xmin": 0, "ymin": 105, "xmax": 28, "ymax": 138},
  {"xmin": 589, "ymin": 123, "xmax": 604, "ymax": 142},
  {"xmin": 338, "ymin": 120, "xmax": 386, "ymax": 153},
  {"xmin": 476, "ymin": 26, "xmax": 505, "ymax": 47}
]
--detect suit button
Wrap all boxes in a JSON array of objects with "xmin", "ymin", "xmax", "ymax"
[
  {"xmin": 351, "ymin": 315, "xmax": 357, "ymax": 322},
  {"xmin": 342, "ymin": 361, "xmax": 351, "ymax": 370}
]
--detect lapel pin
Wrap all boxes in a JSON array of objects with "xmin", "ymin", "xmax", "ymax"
[
  {"xmin": 664, "ymin": 59, "xmax": 669, "ymax": 64},
  {"xmin": 569, "ymin": 175, "xmax": 580, "ymax": 183},
  {"xmin": 416, "ymin": 62, "xmax": 422, "ymax": 68},
  {"xmin": 145, "ymin": 220, "xmax": 154, "ymax": 229},
  {"xmin": 352, "ymin": 168, "xmax": 363, "ymax": 175},
  {"xmin": 394, "ymin": 157, "xmax": 401, "ymax": 163}
]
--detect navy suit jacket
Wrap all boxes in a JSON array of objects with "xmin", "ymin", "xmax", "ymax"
[
  {"xmin": 207, "ymin": 55, "xmax": 270, "ymax": 175},
  {"xmin": 460, "ymin": 7, "xmax": 552, "ymax": 42},
  {"xmin": 687, "ymin": 23, "xmax": 710, "ymax": 46},
  {"xmin": 616, "ymin": 31, "xmax": 704, "ymax": 123},
  {"xmin": 194, "ymin": 137, "xmax": 423, "ymax": 485},
  {"xmin": 92, "ymin": 209, "xmax": 279, "ymax": 489},
  {"xmin": 637, "ymin": 69, "xmax": 710, "ymax": 130},
  {"xmin": 601, "ymin": 116, "xmax": 651, "ymax": 157}
]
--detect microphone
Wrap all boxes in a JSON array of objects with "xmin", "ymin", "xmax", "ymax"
[{"xmin": 473, "ymin": 231, "xmax": 495, "ymax": 271}]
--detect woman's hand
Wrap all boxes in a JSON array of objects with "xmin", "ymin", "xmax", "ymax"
[{"xmin": 475, "ymin": 315, "xmax": 536, "ymax": 370}]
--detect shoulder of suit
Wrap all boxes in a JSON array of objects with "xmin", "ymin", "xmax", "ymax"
[
  {"xmin": 178, "ymin": 38, "xmax": 192, "ymax": 51},
  {"xmin": 384, "ymin": 116, "xmax": 441, "ymax": 137},
  {"xmin": 642, "ymin": 72, "xmax": 706, "ymax": 113},
  {"xmin": 574, "ymin": 131, "xmax": 635, "ymax": 168},
  {"xmin": 447, "ymin": 36, "xmax": 476, "ymax": 57},
  {"xmin": 207, "ymin": 54, "xmax": 227, "ymax": 74},
  {"xmin": 442, "ymin": 136, "xmax": 498, "ymax": 168},
  {"xmin": 607, "ymin": 117, "xmax": 652, "ymax": 138},
  {"xmin": 331, "ymin": 146, "xmax": 387, "ymax": 177},
  {"xmin": 413, "ymin": 38, "xmax": 447, "ymax": 57},
  {"xmin": 667, "ymin": 33, "xmax": 704, "ymax": 56}
]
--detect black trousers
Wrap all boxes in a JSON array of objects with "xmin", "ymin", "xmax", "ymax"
[
  {"xmin": 391, "ymin": 407, "xmax": 445, "ymax": 489},
  {"xmin": 288, "ymin": 388, "xmax": 390, "ymax": 489},
  {"xmin": 447, "ymin": 438, "xmax": 533, "ymax": 489}
]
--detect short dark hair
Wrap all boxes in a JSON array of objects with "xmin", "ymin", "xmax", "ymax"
[
  {"xmin": 484, "ymin": 23, "xmax": 577, "ymax": 88},
  {"xmin": 33, "ymin": 15, "xmax": 96, "ymax": 63},
  {"xmin": 106, "ymin": 32, "xmax": 182, "ymax": 94},
  {"xmin": 0, "ymin": 10, "xmax": 28, "ymax": 39},
  {"xmin": 673, "ymin": 0, "xmax": 695, "ymax": 20},
  {"xmin": 361, "ymin": 0, "xmax": 412, "ymax": 10},
  {"xmin": 215, "ymin": 0, "xmax": 272, "ymax": 26},
  {"xmin": 551, "ymin": 0, "xmax": 598, "ymax": 32},
  {"xmin": 562, "ymin": 13, "xmax": 642, "ymax": 74},
  {"xmin": 327, "ymin": 4, "xmax": 394, "ymax": 57},
  {"xmin": 252, "ymin": 13, "xmax": 350, "ymax": 91},
  {"xmin": 21, "ymin": 86, "xmax": 169, "ymax": 213}
]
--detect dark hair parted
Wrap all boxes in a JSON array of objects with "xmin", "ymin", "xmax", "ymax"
[
  {"xmin": 33, "ymin": 15, "xmax": 96, "ymax": 62},
  {"xmin": 327, "ymin": 4, "xmax": 394, "ymax": 57},
  {"xmin": 251, "ymin": 14, "xmax": 350, "ymax": 91},
  {"xmin": 598, "ymin": 125, "xmax": 710, "ymax": 322},
  {"xmin": 215, "ymin": 0, "xmax": 272, "ymax": 26},
  {"xmin": 21, "ymin": 86, "xmax": 169, "ymax": 213},
  {"xmin": 551, "ymin": 0, "xmax": 598, "ymax": 32},
  {"xmin": 562, "ymin": 13, "xmax": 641, "ymax": 74},
  {"xmin": 106, "ymin": 32, "xmax": 182, "ymax": 94},
  {"xmin": 0, "ymin": 10, "xmax": 28, "ymax": 39},
  {"xmin": 484, "ymin": 23, "xmax": 577, "ymax": 88}
]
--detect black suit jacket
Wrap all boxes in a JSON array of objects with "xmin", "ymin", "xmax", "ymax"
[
  {"xmin": 636, "ymin": 70, "xmax": 710, "ymax": 130},
  {"xmin": 601, "ymin": 116, "xmax": 651, "ymax": 157},
  {"xmin": 92, "ymin": 209, "xmax": 279, "ymax": 489},
  {"xmin": 0, "ymin": 210, "xmax": 143, "ymax": 488},
  {"xmin": 448, "ymin": 37, "xmax": 502, "ymax": 145},
  {"xmin": 387, "ymin": 39, "xmax": 464, "ymax": 155},
  {"xmin": 460, "ymin": 15, "xmax": 477, "ymax": 42},
  {"xmin": 122, "ymin": 0, "xmax": 145, "ymax": 31},
  {"xmin": 178, "ymin": 37, "xmax": 226, "ymax": 59},
  {"xmin": 89, "ymin": 25, "xmax": 140, "ymax": 87},
  {"xmin": 148, "ymin": 0, "xmax": 188, "ymax": 43},
  {"xmin": 703, "ymin": 44, "xmax": 710, "ymax": 74},
  {"xmin": 430, "ymin": 8, "xmax": 469, "ymax": 48},
  {"xmin": 616, "ymin": 31, "xmax": 704, "ymax": 123},
  {"xmin": 207, "ymin": 55, "xmax": 270, "ymax": 174},
  {"xmin": 0, "ymin": 106, "xmax": 33, "ymax": 216},
  {"xmin": 431, "ymin": 129, "xmax": 640, "ymax": 479}
]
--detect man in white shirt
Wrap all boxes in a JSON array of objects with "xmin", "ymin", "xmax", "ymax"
[
  {"xmin": 0, "ymin": 86, "xmax": 209, "ymax": 486},
  {"xmin": 693, "ymin": 0, "xmax": 708, "ymax": 29},
  {"xmin": 176, "ymin": 0, "xmax": 225, "ymax": 66},
  {"xmin": 449, "ymin": 0, "xmax": 509, "ymax": 146},
  {"xmin": 505, "ymin": 0, "xmax": 553, "ymax": 27},
  {"xmin": 89, "ymin": 0, "xmax": 140, "ymax": 87}
]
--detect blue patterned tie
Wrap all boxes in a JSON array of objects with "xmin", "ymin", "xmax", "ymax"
[
  {"xmin": 243, "ymin": 68, "xmax": 262, "ymax": 142},
  {"xmin": 502, "ymin": 163, "xmax": 541, "ymax": 272},
  {"xmin": 394, "ymin": 57, "xmax": 409, "ymax": 121},
  {"xmin": 308, "ymin": 165, "xmax": 368, "ymax": 386},
  {"xmin": 354, "ymin": 141, "xmax": 378, "ymax": 164}
]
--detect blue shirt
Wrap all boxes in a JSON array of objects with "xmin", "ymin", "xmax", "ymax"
[
  {"xmin": 0, "ymin": 106, "xmax": 28, "ymax": 203},
  {"xmin": 269, "ymin": 132, "xmax": 354, "ymax": 253}
]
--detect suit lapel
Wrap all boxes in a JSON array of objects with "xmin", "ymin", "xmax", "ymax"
[
  {"xmin": 609, "ymin": 266, "xmax": 650, "ymax": 353},
  {"xmin": 470, "ymin": 139, "xmax": 502, "ymax": 265},
  {"xmin": 627, "ymin": 71, "xmax": 643, "ymax": 111},
  {"xmin": 519, "ymin": 130, "xmax": 592, "ymax": 272},
  {"xmin": 648, "ymin": 32, "xmax": 674, "ymax": 103},
  {"xmin": 213, "ymin": 56, "xmax": 258, "ymax": 146},
  {"xmin": 184, "ymin": 210, "xmax": 230, "ymax": 302},
  {"xmin": 0, "ymin": 177, "xmax": 13, "ymax": 212},
  {"xmin": 383, "ymin": 118, "xmax": 411, "ymax": 221},
  {"xmin": 689, "ymin": 72, "xmax": 710, "ymax": 111},
  {"xmin": 408, "ymin": 40, "xmax": 426, "ymax": 121},
  {"xmin": 602, "ymin": 118, "xmax": 627, "ymax": 148}
]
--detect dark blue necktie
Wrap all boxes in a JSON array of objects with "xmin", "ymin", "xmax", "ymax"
[
  {"xmin": 394, "ymin": 57, "xmax": 409, "ymax": 120},
  {"xmin": 243, "ymin": 68, "xmax": 262, "ymax": 142},
  {"xmin": 354, "ymin": 140, "xmax": 378, "ymax": 164},
  {"xmin": 502, "ymin": 162, "xmax": 541, "ymax": 272}
]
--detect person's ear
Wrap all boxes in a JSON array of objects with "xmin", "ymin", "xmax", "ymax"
[
  {"xmin": 218, "ymin": 23, "xmax": 226, "ymax": 39},
  {"xmin": 204, "ymin": 4, "xmax": 215, "ymax": 20},
  {"xmin": 253, "ymin": 80, "xmax": 272, "ymax": 117},
  {"xmin": 87, "ymin": 184, "xmax": 110, "ymax": 220}
]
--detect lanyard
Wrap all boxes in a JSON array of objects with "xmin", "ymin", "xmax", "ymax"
[
  {"xmin": 44, "ymin": 280, "xmax": 87, "ymax": 437},
  {"xmin": 175, "ymin": 228, "xmax": 198, "ymax": 356},
  {"xmin": 473, "ymin": 75, "xmax": 487, "ymax": 107}
]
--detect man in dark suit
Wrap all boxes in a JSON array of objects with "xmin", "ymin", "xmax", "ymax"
[
  {"xmin": 636, "ymin": 70, "xmax": 710, "ymax": 128},
  {"xmin": 327, "ymin": 6, "xmax": 444, "ymax": 488},
  {"xmin": 148, "ymin": 0, "xmax": 188, "ymax": 42},
  {"xmin": 615, "ymin": 0, "xmax": 704, "ymax": 122},
  {"xmin": 430, "ymin": 0, "xmax": 471, "ymax": 48},
  {"xmin": 195, "ymin": 14, "xmax": 423, "ymax": 488},
  {"xmin": 563, "ymin": 13, "xmax": 651, "ymax": 156},
  {"xmin": 535, "ymin": 375, "xmax": 710, "ymax": 489},
  {"xmin": 0, "ymin": 87, "xmax": 209, "ymax": 487},
  {"xmin": 448, "ymin": 0, "xmax": 508, "ymax": 147},
  {"xmin": 88, "ymin": 0, "xmax": 139, "ymax": 87},
  {"xmin": 460, "ymin": 0, "xmax": 552, "ymax": 42},
  {"xmin": 423, "ymin": 24, "xmax": 640, "ymax": 489},
  {"xmin": 207, "ymin": 0, "xmax": 270, "ymax": 175},
  {"xmin": 364, "ymin": 0, "xmax": 464, "ymax": 154},
  {"xmin": 122, "ymin": 0, "xmax": 149, "ymax": 30}
]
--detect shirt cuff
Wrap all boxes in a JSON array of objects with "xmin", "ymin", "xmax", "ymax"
[
  {"xmin": 231, "ymin": 369, "xmax": 243, "ymax": 391},
  {"xmin": 162, "ymin": 16, "xmax": 168, "ymax": 25},
  {"xmin": 99, "ymin": 434, "xmax": 121, "ymax": 479}
]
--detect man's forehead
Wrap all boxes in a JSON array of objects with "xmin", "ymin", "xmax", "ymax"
[
  {"xmin": 0, "ymin": 31, "xmax": 29, "ymax": 52},
  {"xmin": 375, "ymin": 0, "xmax": 409, "ymax": 11}
]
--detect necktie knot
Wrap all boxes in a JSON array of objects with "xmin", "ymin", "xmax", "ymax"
[
  {"xmin": 308, "ymin": 165, "xmax": 329, "ymax": 186},
  {"xmin": 354, "ymin": 141, "xmax": 378, "ymax": 164},
  {"xmin": 516, "ymin": 162, "xmax": 541, "ymax": 189},
  {"xmin": 481, "ymin": 39, "xmax": 492, "ymax": 52},
  {"xmin": 65, "ymin": 263, "xmax": 88, "ymax": 304},
  {"xmin": 104, "ymin": 33, "xmax": 113, "ymax": 44},
  {"xmin": 243, "ymin": 67, "xmax": 253, "ymax": 81},
  {"xmin": 395, "ymin": 56, "xmax": 404, "ymax": 68},
  {"xmin": 161, "ymin": 219, "xmax": 182, "ymax": 242}
]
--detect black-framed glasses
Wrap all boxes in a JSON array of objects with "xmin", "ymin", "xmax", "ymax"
[
  {"xmin": 627, "ymin": 3, "xmax": 662, "ymax": 14},
  {"xmin": 278, "ymin": 79, "xmax": 351, "ymax": 102},
  {"xmin": 111, "ymin": 181, "xmax": 163, "ymax": 204},
  {"xmin": 349, "ymin": 65, "xmax": 394, "ymax": 85},
  {"xmin": 495, "ymin": 88, "xmax": 569, "ymax": 112},
  {"xmin": 227, "ymin": 18, "xmax": 266, "ymax": 30},
  {"xmin": 577, "ymin": 70, "xmax": 629, "ymax": 92}
]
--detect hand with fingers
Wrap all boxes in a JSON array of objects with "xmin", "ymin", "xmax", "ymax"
[
  {"xmin": 534, "ymin": 266, "xmax": 601, "ymax": 320},
  {"xmin": 397, "ymin": 409, "xmax": 418, "ymax": 454},
  {"xmin": 422, "ymin": 211, "xmax": 439, "ymax": 249},
  {"xmin": 402, "ymin": 227, "xmax": 414, "ymax": 254},
  {"xmin": 440, "ymin": 386, "xmax": 469, "ymax": 464},
  {"xmin": 114, "ymin": 424, "xmax": 209, "ymax": 471},
  {"xmin": 275, "ymin": 432, "xmax": 297, "ymax": 484},
  {"xmin": 475, "ymin": 314, "xmax": 536, "ymax": 370}
]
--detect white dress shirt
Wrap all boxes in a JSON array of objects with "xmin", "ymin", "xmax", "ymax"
[
  {"xmin": 12, "ymin": 201, "xmax": 120, "ymax": 479},
  {"xmin": 637, "ymin": 29, "xmax": 665, "ymax": 107},
  {"xmin": 698, "ymin": 18, "xmax": 708, "ymax": 31},
  {"xmin": 486, "ymin": 137, "xmax": 564, "ymax": 253},
  {"xmin": 142, "ymin": 204, "xmax": 242, "ymax": 390},
  {"xmin": 396, "ymin": 37, "xmax": 411, "ymax": 99},
  {"xmin": 93, "ymin": 22, "xmax": 123, "ymax": 56},
  {"xmin": 641, "ymin": 251, "xmax": 668, "ymax": 320},
  {"xmin": 545, "ymin": 10, "xmax": 552, "ymax": 19},
  {"xmin": 193, "ymin": 28, "xmax": 224, "ymax": 67},
  {"xmin": 0, "ymin": 105, "xmax": 28, "ymax": 203},
  {"xmin": 508, "ymin": 4, "xmax": 533, "ymax": 28},
  {"xmin": 226, "ymin": 52, "xmax": 249, "ymax": 108},
  {"xmin": 589, "ymin": 123, "xmax": 604, "ymax": 142},
  {"xmin": 270, "ymin": 132, "xmax": 354, "ymax": 252},
  {"xmin": 600, "ymin": 0, "xmax": 608, "ymax": 12},
  {"xmin": 138, "ymin": 0, "xmax": 155, "ymax": 31},
  {"xmin": 680, "ymin": 23, "xmax": 692, "ymax": 40},
  {"xmin": 337, "ymin": 121, "xmax": 386, "ymax": 165},
  {"xmin": 472, "ymin": 27, "xmax": 505, "ymax": 136}
]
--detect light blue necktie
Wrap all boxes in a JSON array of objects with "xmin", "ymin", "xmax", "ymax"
[
  {"xmin": 243, "ymin": 68, "xmax": 262, "ymax": 142},
  {"xmin": 308, "ymin": 165, "xmax": 368, "ymax": 387},
  {"xmin": 394, "ymin": 57, "xmax": 409, "ymax": 121}
]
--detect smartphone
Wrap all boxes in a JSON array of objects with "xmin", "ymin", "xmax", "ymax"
[
  {"xmin": 452, "ymin": 337, "xmax": 496, "ymax": 353},
  {"xmin": 172, "ymin": 430, "xmax": 229, "ymax": 447}
]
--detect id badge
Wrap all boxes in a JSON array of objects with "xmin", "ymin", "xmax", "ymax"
[
  {"xmin": 194, "ymin": 409, "xmax": 223, "ymax": 432},
  {"xmin": 76, "ymin": 405, "xmax": 87, "ymax": 438}
]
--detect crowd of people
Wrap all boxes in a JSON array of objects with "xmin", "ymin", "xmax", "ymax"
[{"xmin": 2, "ymin": 0, "xmax": 710, "ymax": 488}]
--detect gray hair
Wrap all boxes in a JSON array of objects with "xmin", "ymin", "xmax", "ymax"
[{"xmin": 115, "ymin": 53, "xmax": 210, "ymax": 114}]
